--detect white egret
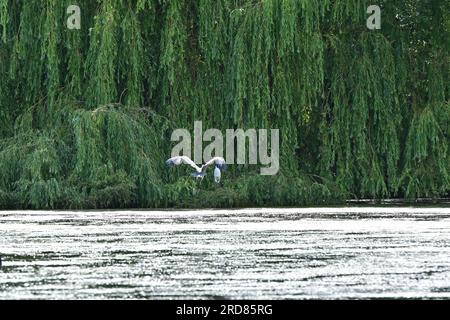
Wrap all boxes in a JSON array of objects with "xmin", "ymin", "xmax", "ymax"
[
  {"xmin": 165, "ymin": 156, "xmax": 227, "ymax": 183},
  {"xmin": 165, "ymin": 156, "xmax": 205, "ymax": 180},
  {"xmin": 201, "ymin": 157, "xmax": 227, "ymax": 183}
]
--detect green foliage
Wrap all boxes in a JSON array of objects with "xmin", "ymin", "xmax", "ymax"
[
  {"xmin": 0, "ymin": 0, "xmax": 8, "ymax": 43},
  {"xmin": 178, "ymin": 173, "xmax": 346, "ymax": 208},
  {"xmin": 399, "ymin": 106, "xmax": 449, "ymax": 198},
  {"xmin": 0, "ymin": 0, "xmax": 448, "ymax": 209},
  {"xmin": 319, "ymin": 33, "xmax": 401, "ymax": 198},
  {"xmin": 86, "ymin": 1, "xmax": 120, "ymax": 106}
]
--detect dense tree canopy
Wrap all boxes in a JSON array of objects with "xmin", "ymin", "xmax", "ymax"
[{"xmin": 0, "ymin": 0, "xmax": 448, "ymax": 209}]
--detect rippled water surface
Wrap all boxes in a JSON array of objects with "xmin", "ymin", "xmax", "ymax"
[{"xmin": 1, "ymin": 207, "xmax": 450, "ymax": 299}]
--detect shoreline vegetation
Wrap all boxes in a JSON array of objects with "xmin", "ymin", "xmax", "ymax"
[
  {"xmin": 1, "ymin": 202, "xmax": 449, "ymax": 212},
  {"xmin": 0, "ymin": 1, "xmax": 449, "ymax": 210}
]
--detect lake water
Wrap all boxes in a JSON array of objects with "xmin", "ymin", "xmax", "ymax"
[{"xmin": 1, "ymin": 207, "xmax": 450, "ymax": 299}]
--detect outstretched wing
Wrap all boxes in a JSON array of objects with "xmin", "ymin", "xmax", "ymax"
[
  {"xmin": 166, "ymin": 156, "xmax": 202, "ymax": 172},
  {"xmin": 201, "ymin": 157, "xmax": 226, "ymax": 172}
]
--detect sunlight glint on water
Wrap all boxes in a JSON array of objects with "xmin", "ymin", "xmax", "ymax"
[{"xmin": 1, "ymin": 208, "xmax": 450, "ymax": 299}]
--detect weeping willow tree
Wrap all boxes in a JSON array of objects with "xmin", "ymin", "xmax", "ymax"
[{"xmin": 0, "ymin": 0, "xmax": 448, "ymax": 209}]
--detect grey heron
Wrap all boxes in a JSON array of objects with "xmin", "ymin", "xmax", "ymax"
[
  {"xmin": 166, "ymin": 156, "xmax": 227, "ymax": 183},
  {"xmin": 201, "ymin": 157, "xmax": 227, "ymax": 183},
  {"xmin": 165, "ymin": 156, "xmax": 205, "ymax": 180}
]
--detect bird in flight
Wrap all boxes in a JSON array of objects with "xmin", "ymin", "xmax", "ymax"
[
  {"xmin": 200, "ymin": 157, "xmax": 227, "ymax": 183},
  {"xmin": 165, "ymin": 156, "xmax": 227, "ymax": 183}
]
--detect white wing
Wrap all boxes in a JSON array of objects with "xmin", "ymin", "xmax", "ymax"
[
  {"xmin": 180, "ymin": 156, "xmax": 202, "ymax": 172},
  {"xmin": 166, "ymin": 156, "xmax": 202, "ymax": 172},
  {"xmin": 201, "ymin": 157, "xmax": 226, "ymax": 172}
]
